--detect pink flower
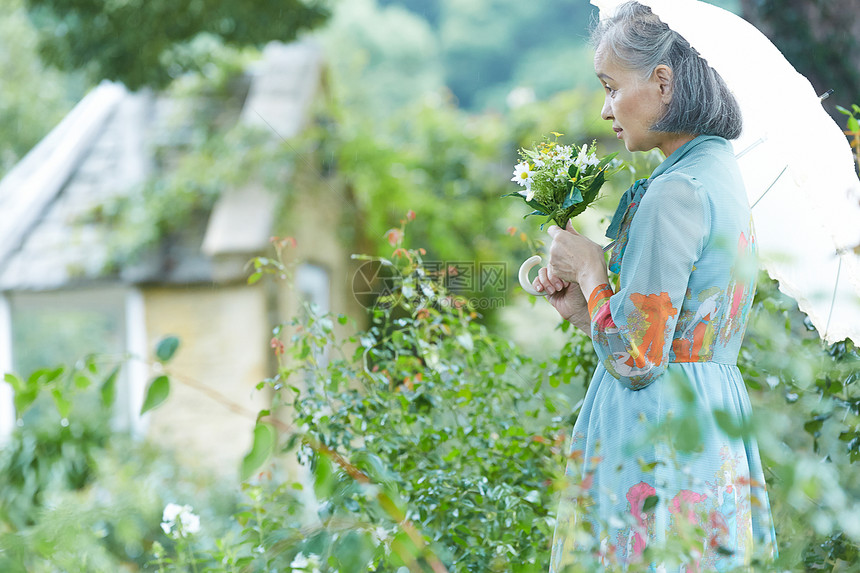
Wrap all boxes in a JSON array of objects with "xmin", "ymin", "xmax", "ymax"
[
  {"xmin": 626, "ymin": 482, "xmax": 657, "ymax": 516},
  {"xmin": 270, "ymin": 337, "xmax": 285, "ymax": 355},
  {"xmin": 669, "ymin": 489, "xmax": 708, "ymax": 524},
  {"xmin": 626, "ymin": 482, "xmax": 656, "ymax": 557},
  {"xmin": 385, "ymin": 228, "xmax": 403, "ymax": 247}
]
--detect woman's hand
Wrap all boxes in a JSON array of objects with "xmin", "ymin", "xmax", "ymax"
[
  {"xmin": 547, "ymin": 221, "xmax": 609, "ymax": 301},
  {"xmin": 532, "ymin": 268, "xmax": 592, "ymax": 335}
]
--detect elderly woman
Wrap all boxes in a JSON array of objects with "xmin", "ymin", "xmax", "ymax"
[{"xmin": 533, "ymin": 2, "xmax": 777, "ymax": 570}]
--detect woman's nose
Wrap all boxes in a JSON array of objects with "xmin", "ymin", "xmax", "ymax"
[{"xmin": 601, "ymin": 97, "xmax": 613, "ymax": 120}]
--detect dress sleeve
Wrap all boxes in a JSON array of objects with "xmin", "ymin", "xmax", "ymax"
[{"xmin": 588, "ymin": 174, "xmax": 710, "ymax": 390}]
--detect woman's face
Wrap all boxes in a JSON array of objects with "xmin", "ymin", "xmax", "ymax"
[{"xmin": 594, "ymin": 44, "xmax": 676, "ymax": 154}]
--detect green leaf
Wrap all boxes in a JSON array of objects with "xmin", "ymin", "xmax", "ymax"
[
  {"xmin": 13, "ymin": 387, "xmax": 38, "ymax": 415},
  {"xmin": 848, "ymin": 115, "xmax": 860, "ymax": 132},
  {"xmin": 29, "ymin": 366, "xmax": 65, "ymax": 386},
  {"xmin": 100, "ymin": 366, "xmax": 120, "ymax": 408},
  {"xmin": 240, "ymin": 422, "xmax": 276, "ymax": 481},
  {"xmin": 642, "ymin": 494, "xmax": 659, "ymax": 513},
  {"xmin": 597, "ymin": 151, "xmax": 618, "ymax": 169},
  {"xmin": 836, "ymin": 105, "xmax": 851, "ymax": 115},
  {"xmin": 803, "ymin": 413, "xmax": 831, "ymax": 437},
  {"xmin": 247, "ymin": 271, "xmax": 262, "ymax": 285},
  {"xmin": 155, "ymin": 336, "xmax": 180, "ymax": 362},
  {"xmin": 73, "ymin": 371, "xmax": 91, "ymax": 390},
  {"xmin": 51, "ymin": 388, "xmax": 71, "ymax": 418},
  {"xmin": 561, "ymin": 188, "xmax": 583, "ymax": 208},
  {"xmin": 4, "ymin": 373, "xmax": 23, "ymax": 392},
  {"xmin": 9, "ymin": 372, "xmax": 38, "ymax": 414},
  {"xmin": 675, "ymin": 414, "xmax": 702, "ymax": 452},
  {"xmin": 713, "ymin": 409, "xmax": 753, "ymax": 439},
  {"xmin": 638, "ymin": 459, "xmax": 664, "ymax": 472},
  {"xmin": 839, "ymin": 431, "xmax": 857, "ymax": 442},
  {"xmin": 140, "ymin": 375, "xmax": 170, "ymax": 414},
  {"xmin": 332, "ymin": 531, "xmax": 375, "ymax": 573},
  {"xmin": 313, "ymin": 451, "xmax": 335, "ymax": 499}
]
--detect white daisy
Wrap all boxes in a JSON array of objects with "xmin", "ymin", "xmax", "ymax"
[{"xmin": 511, "ymin": 161, "xmax": 534, "ymax": 187}]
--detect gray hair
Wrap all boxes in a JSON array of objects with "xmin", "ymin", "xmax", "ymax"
[{"xmin": 591, "ymin": 1, "xmax": 742, "ymax": 140}]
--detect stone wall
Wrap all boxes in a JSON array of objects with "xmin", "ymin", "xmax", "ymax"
[{"xmin": 143, "ymin": 284, "xmax": 271, "ymax": 476}]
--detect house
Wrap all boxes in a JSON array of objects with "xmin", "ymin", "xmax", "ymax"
[{"xmin": 0, "ymin": 41, "xmax": 361, "ymax": 474}]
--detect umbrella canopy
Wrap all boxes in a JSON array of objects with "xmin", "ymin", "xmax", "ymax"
[{"xmin": 592, "ymin": 0, "xmax": 860, "ymax": 344}]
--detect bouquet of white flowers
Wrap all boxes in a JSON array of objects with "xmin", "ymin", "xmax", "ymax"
[{"xmin": 507, "ymin": 133, "xmax": 619, "ymax": 230}]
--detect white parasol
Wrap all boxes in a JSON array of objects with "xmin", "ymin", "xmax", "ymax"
[{"xmin": 581, "ymin": 0, "xmax": 860, "ymax": 344}]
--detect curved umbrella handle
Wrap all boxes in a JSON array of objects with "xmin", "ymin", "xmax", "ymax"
[{"xmin": 518, "ymin": 255, "xmax": 548, "ymax": 297}]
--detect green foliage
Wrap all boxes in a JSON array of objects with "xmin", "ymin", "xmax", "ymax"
[
  {"xmin": 0, "ymin": 346, "xmax": 238, "ymax": 572},
  {"xmin": 435, "ymin": 0, "xmax": 596, "ymax": 109},
  {"xmin": 0, "ymin": 0, "xmax": 83, "ymax": 179},
  {"xmin": 140, "ymin": 336, "xmax": 181, "ymax": 415},
  {"xmin": 239, "ymin": 423, "xmax": 276, "ymax": 482},
  {"xmin": 155, "ymin": 336, "xmax": 181, "ymax": 362},
  {"xmin": 25, "ymin": 0, "xmax": 329, "ymax": 90},
  {"xmin": 319, "ymin": 0, "xmax": 598, "ymax": 115},
  {"xmin": 836, "ymin": 103, "xmax": 860, "ymax": 178},
  {"xmin": 101, "ymin": 120, "xmax": 293, "ymax": 269},
  {"xmin": 264, "ymin": 238, "xmax": 586, "ymax": 571},
  {"xmin": 141, "ymin": 375, "xmax": 171, "ymax": 415},
  {"xmin": 738, "ymin": 275, "xmax": 860, "ymax": 570},
  {"xmin": 129, "ymin": 232, "xmax": 586, "ymax": 572},
  {"xmin": 320, "ymin": 0, "xmax": 445, "ymax": 115},
  {"xmin": 0, "ymin": 356, "xmax": 126, "ymax": 533}
]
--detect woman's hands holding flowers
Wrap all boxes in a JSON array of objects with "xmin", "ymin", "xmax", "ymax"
[
  {"xmin": 547, "ymin": 222, "xmax": 608, "ymax": 289},
  {"xmin": 532, "ymin": 221, "xmax": 610, "ymax": 333}
]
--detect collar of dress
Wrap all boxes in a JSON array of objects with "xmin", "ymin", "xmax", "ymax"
[{"xmin": 605, "ymin": 135, "xmax": 724, "ymax": 273}]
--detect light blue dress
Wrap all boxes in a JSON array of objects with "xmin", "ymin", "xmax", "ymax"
[{"xmin": 550, "ymin": 136, "xmax": 777, "ymax": 571}]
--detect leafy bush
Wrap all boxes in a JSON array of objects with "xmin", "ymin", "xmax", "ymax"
[
  {"xmin": 739, "ymin": 277, "xmax": 860, "ymax": 570},
  {"xmin": 203, "ymin": 231, "xmax": 594, "ymax": 571},
  {"xmin": 0, "ymin": 357, "xmax": 239, "ymax": 572}
]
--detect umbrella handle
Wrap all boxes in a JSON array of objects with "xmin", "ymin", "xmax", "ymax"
[
  {"xmin": 518, "ymin": 255, "xmax": 548, "ymax": 297},
  {"xmin": 519, "ymin": 241, "xmax": 617, "ymax": 296}
]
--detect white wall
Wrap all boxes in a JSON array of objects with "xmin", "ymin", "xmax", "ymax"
[
  {"xmin": 0, "ymin": 294, "xmax": 15, "ymax": 443},
  {"xmin": 125, "ymin": 288, "xmax": 149, "ymax": 438}
]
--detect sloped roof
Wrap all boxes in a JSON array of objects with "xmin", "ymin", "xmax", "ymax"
[
  {"xmin": 202, "ymin": 41, "xmax": 323, "ymax": 261},
  {"xmin": 0, "ymin": 83, "xmax": 126, "ymax": 289},
  {"xmin": 0, "ymin": 41, "xmax": 324, "ymax": 291}
]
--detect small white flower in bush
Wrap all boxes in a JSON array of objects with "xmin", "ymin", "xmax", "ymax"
[
  {"xmin": 290, "ymin": 551, "xmax": 322, "ymax": 573},
  {"xmin": 370, "ymin": 525, "xmax": 389, "ymax": 546},
  {"xmin": 160, "ymin": 502, "xmax": 201, "ymax": 537}
]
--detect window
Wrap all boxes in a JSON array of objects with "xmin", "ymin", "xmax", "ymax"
[
  {"xmin": 0, "ymin": 287, "xmax": 147, "ymax": 439},
  {"xmin": 295, "ymin": 262, "xmax": 331, "ymax": 367}
]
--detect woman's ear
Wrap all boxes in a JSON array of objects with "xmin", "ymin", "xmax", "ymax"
[{"xmin": 653, "ymin": 64, "xmax": 674, "ymax": 104}]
